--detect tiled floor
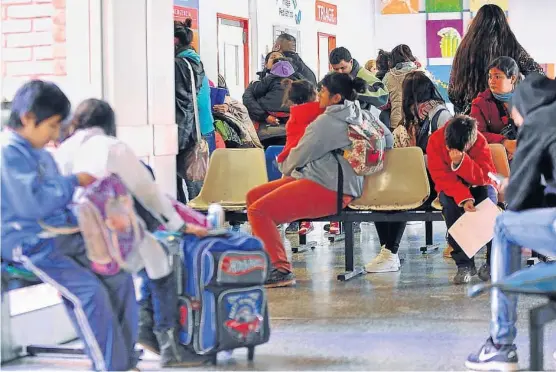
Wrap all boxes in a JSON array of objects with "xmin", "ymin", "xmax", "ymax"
[{"xmin": 4, "ymin": 222, "xmax": 556, "ymax": 371}]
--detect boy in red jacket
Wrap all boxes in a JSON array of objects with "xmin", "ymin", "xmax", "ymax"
[{"xmin": 427, "ymin": 115, "xmax": 497, "ymax": 284}]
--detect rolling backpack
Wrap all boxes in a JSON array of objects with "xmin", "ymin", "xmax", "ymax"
[{"xmin": 155, "ymin": 231, "xmax": 271, "ymax": 363}]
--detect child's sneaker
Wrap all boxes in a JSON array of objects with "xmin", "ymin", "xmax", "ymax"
[
  {"xmin": 285, "ymin": 222, "xmax": 299, "ymax": 234},
  {"xmin": 329, "ymin": 222, "xmax": 341, "ymax": 235},
  {"xmin": 466, "ymin": 337, "xmax": 518, "ymax": 371},
  {"xmin": 298, "ymin": 222, "xmax": 314, "ymax": 235},
  {"xmin": 265, "ymin": 269, "xmax": 296, "ymax": 288},
  {"xmin": 453, "ymin": 266, "xmax": 477, "ymax": 285},
  {"xmin": 478, "ymin": 263, "xmax": 491, "ymax": 282}
]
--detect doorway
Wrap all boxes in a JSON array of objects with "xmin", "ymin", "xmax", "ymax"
[
  {"xmin": 217, "ymin": 14, "xmax": 249, "ymax": 100},
  {"xmin": 317, "ymin": 32, "xmax": 336, "ymax": 81}
]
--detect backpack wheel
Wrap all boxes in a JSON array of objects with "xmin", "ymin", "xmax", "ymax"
[{"xmin": 247, "ymin": 346, "xmax": 255, "ymax": 361}]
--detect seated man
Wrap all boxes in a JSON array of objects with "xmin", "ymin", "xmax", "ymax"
[
  {"xmin": 329, "ymin": 46, "xmax": 389, "ymax": 111},
  {"xmin": 0, "ymin": 80, "xmax": 135, "ymax": 371},
  {"xmin": 427, "ymin": 115, "xmax": 496, "ymax": 284},
  {"xmin": 466, "ymin": 73, "xmax": 556, "ymax": 371}
]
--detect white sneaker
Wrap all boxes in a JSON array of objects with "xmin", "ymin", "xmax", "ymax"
[{"xmin": 365, "ymin": 247, "xmax": 401, "ymax": 273}]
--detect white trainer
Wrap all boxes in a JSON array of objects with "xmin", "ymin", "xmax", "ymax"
[{"xmin": 365, "ymin": 246, "xmax": 401, "ymax": 273}]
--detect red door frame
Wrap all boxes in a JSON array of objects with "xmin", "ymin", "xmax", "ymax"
[
  {"xmin": 216, "ymin": 13, "xmax": 250, "ymax": 89},
  {"xmin": 317, "ymin": 32, "xmax": 337, "ymax": 78}
]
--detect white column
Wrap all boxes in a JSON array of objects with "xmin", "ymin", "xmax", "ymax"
[{"xmin": 101, "ymin": 0, "xmax": 177, "ymax": 196}]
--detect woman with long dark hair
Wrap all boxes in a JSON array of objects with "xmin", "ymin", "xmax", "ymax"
[{"xmin": 448, "ymin": 4, "xmax": 543, "ymax": 114}]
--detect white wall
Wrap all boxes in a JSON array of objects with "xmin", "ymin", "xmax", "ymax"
[
  {"xmin": 196, "ymin": 0, "xmax": 374, "ymax": 83},
  {"xmin": 373, "ymin": 0, "xmax": 556, "ymax": 67},
  {"xmin": 198, "ymin": 0, "xmax": 250, "ymax": 81}
]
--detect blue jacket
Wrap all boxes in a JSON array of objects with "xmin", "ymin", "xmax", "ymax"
[
  {"xmin": 1, "ymin": 131, "xmax": 78, "ymax": 261},
  {"xmin": 178, "ymin": 49, "xmax": 214, "ymax": 136}
]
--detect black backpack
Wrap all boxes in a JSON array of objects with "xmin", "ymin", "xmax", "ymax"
[{"xmin": 416, "ymin": 108, "xmax": 449, "ymax": 154}]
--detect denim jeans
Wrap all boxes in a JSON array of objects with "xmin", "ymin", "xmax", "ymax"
[
  {"xmin": 203, "ymin": 130, "xmax": 216, "ymax": 155},
  {"xmin": 490, "ymin": 208, "xmax": 556, "ymax": 345}
]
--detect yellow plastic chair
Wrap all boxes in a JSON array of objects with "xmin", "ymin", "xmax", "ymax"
[
  {"xmin": 349, "ymin": 147, "xmax": 430, "ymax": 211},
  {"xmin": 431, "ymin": 197, "xmax": 442, "ymax": 211},
  {"xmin": 489, "ymin": 143, "xmax": 510, "ymax": 178},
  {"xmin": 187, "ymin": 148, "xmax": 268, "ymax": 211}
]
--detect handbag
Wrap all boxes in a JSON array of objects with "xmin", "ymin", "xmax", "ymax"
[{"xmin": 180, "ymin": 58, "xmax": 209, "ymax": 182}]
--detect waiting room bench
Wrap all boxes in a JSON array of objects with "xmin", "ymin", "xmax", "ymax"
[
  {"xmin": 189, "ymin": 147, "xmax": 444, "ymax": 281},
  {"xmin": 470, "ymin": 263, "xmax": 556, "ymax": 371},
  {"xmin": 1, "ymin": 263, "xmax": 85, "ymax": 363}
]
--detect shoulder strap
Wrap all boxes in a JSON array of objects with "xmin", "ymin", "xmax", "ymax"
[
  {"xmin": 429, "ymin": 108, "xmax": 448, "ymax": 135},
  {"xmin": 332, "ymin": 152, "xmax": 344, "ymax": 215},
  {"xmin": 182, "ymin": 58, "xmax": 202, "ymax": 142}
]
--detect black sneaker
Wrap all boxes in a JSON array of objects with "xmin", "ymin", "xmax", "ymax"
[
  {"xmin": 466, "ymin": 337, "xmax": 518, "ymax": 371},
  {"xmin": 265, "ymin": 269, "xmax": 296, "ymax": 288},
  {"xmin": 453, "ymin": 266, "xmax": 477, "ymax": 285},
  {"xmin": 285, "ymin": 222, "xmax": 299, "ymax": 234},
  {"xmin": 478, "ymin": 263, "xmax": 491, "ymax": 282}
]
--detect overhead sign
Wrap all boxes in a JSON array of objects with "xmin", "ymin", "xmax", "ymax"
[
  {"xmin": 277, "ymin": 0, "xmax": 302, "ymax": 25},
  {"xmin": 315, "ymin": 1, "xmax": 337, "ymax": 25}
]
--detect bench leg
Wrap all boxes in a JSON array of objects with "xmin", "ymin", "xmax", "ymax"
[
  {"xmin": 529, "ymin": 301, "xmax": 556, "ymax": 371},
  {"xmin": 337, "ymin": 223, "xmax": 365, "ymax": 281},
  {"xmin": 419, "ymin": 221, "xmax": 440, "ymax": 254},
  {"xmin": 292, "ymin": 233, "xmax": 317, "ymax": 254}
]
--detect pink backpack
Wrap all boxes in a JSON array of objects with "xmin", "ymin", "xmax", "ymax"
[{"xmin": 76, "ymin": 174, "xmax": 145, "ymax": 275}]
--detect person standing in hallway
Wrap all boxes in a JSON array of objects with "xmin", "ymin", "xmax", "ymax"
[
  {"xmin": 174, "ymin": 19, "xmax": 215, "ymax": 203},
  {"xmin": 273, "ymin": 33, "xmax": 317, "ymax": 85},
  {"xmin": 329, "ymin": 47, "xmax": 389, "ymax": 111},
  {"xmin": 448, "ymin": 4, "xmax": 543, "ymax": 115}
]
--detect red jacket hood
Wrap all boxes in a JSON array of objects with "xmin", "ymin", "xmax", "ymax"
[{"xmin": 290, "ymin": 101, "xmax": 324, "ymax": 125}]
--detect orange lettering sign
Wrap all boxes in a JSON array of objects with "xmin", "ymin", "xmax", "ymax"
[{"xmin": 315, "ymin": 1, "xmax": 337, "ymax": 25}]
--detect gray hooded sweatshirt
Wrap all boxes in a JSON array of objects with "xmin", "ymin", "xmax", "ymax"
[{"xmin": 279, "ymin": 100, "xmax": 393, "ymax": 198}]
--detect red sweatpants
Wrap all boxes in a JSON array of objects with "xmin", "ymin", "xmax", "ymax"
[{"xmin": 246, "ymin": 177, "xmax": 352, "ymax": 272}]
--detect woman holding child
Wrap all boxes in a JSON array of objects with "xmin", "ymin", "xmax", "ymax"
[{"xmin": 247, "ymin": 72, "xmax": 393, "ymax": 288}]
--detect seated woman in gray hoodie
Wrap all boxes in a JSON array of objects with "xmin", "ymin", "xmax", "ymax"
[{"xmin": 246, "ymin": 72, "xmax": 394, "ymax": 287}]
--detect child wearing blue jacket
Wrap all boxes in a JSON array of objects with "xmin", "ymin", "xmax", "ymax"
[{"xmin": 0, "ymin": 80, "xmax": 136, "ymax": 371}]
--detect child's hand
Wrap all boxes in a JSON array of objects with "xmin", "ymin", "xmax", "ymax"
[
  {"xmin": 183, "ymin": 224, "xmax": 208, "ymax": 238},
  {"xmin": 266, "ymin": 115, "xmax": 280, "ymax": 125},
  {"xmin": 462, "ymin": 200, "xmax": 476, "ymax": 212},
  {"xmin": 448, "ymin": 149, "xmax": 464, "ymax": 167},
  {"xmin": 213, "ymin": 104, "xmax": 229, "ymax": 113},
  {"xmin": 76, "ymin": 173, "xmax": 97, "ymax": 186}
]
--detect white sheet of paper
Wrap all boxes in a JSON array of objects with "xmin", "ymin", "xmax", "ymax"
[{"xmin": 448, "ymin": 198, "xmax": 502, "ymax": 259}]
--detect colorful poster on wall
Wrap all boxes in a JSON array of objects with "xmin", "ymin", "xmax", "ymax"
[
  {"xmin": 428, "ymin": 65, "xmax": 451, "ymax": 102},
  {"xmin": 540, "ymin": 64, "xmax": 555, "ymax": 79},
  {"xmin": 470, "ymin": 0, "xmax": 509, "ymax": 12},
  {"xmin": 425, "ymin": 0, "xmax": 463, "ymax": 13},
  {"xmin": 426, "ymin": 19, "xmax": 463, "ymax": 58},
  {"xmin": 174, "ymin": 0, "xmax": 200, "ymax": 52},
  {"xmin": 381, "ymin": 0, "xmax": 419, "ymax": 15}
]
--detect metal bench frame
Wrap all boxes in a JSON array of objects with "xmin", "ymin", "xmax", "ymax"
[{"xmin": 225, "ymin": 209, "xmax": 444, "ymax": 281}]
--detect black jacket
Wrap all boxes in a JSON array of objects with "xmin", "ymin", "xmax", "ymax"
[
  {"xmin": 506, "ymin": 73, "xmax": 556, "ymax": 211},
  {"xmin": 283, "ymin": 51, "xmax": 317, "ymax": 86},
  {"xmin": 175, "ymin": 47, "xmax": 204, "ymax": 152},
  {"xmin": 243, "ymin": 74, "xmax": 299, "ymax": 122}
]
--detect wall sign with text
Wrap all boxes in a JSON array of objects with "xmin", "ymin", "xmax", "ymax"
[
  {"xmin": 276, "ymin": 0, "xmax": 302, "ymax": 25},
  {"xmin": 174, "ymin": 0, "xmax": 200, "ymax": 52},
  {"xmin": 315, "ymin": 1, "xmax": 337, "ymax": 25}
]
